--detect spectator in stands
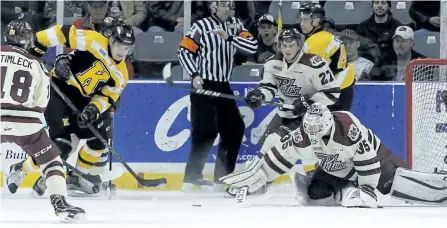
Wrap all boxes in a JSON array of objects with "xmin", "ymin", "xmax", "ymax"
[
  {"xmin": 409, "ymin": 1, "xmax": 440, "ymax": 33},
  {"xmin": 44, "ymin": 1, "xmax": 85, "ymax": 27},
  {"xmin": 371, "ymin": 26, "xmax": 425, "ymax": 81},
  {"xmin": 73, "ymin": 1, "xmax": 109, "ymax": 32},
  {"xmin": 247, "ymin": 14, "xmax": 277, "ymax": 64},
  {"xmin": 1, "ymin": 1, "xmax": 43, "ymax": 31},
  {"xmin": 357, "ymin": 1, "xmax": 402, "ymax": 80},
  {"xmin": 322, "ymin": 17, "xmax": 336, "ymax": 34},
  {"xmin": 234, "ymin": 1, "xmax": 256, "ymax": 27},
  {"xmin": 340, "ymin": 29, "xmax": 374, "ymax": 80},
  {"xmin": 108, "ymin": 0, "xmax": 147, "ymax": 34},
  {"xmin": 147, "ymin": 1, "xmax": 185, "ymax": 35}
]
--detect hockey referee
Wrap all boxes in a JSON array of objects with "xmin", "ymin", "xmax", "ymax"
[{"xmin": 178, "ymin": 0, "xmax": 257, "ymax": 191}]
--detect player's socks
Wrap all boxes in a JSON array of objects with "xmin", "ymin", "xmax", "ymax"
[
  {"xmin": 75, "ymin": 145, "xmax": 104, "ymax": 174},
  {"xmin": 42, "ymin": 156, "xmax": 86, "ymax": 222},
  {"xmin": 22, "ymin": 156, "xmax": 39, "ymax": 173}
]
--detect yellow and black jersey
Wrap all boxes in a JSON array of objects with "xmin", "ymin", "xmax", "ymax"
[
  {"xmin": 303, "ymin": 29, "xmax": 355, "ymax": 110},
  {"xmin": 34, "ymin": 25, "xmax": 129, "ymax": 114}
]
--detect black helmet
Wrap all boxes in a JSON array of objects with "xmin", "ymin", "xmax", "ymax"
[
  {"xmin": 278, "ymin": 29, "xmax": 305, "ymax": 46},
  {"xmin": 101, "ymin": 16, "xmax": 123, "ymax": 37},
  {"xmin": 3, "ymin": 21, "xmax": 33, "ymax": 49},
  {"xmin": 299, "ymin": 2, "xmax": 326, "ymax": 19},
  {"xmin": 109, "ymin": 22, "xmax": 135, "ymax": 46}
]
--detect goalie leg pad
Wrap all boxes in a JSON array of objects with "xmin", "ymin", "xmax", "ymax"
[
  {"xmin": 390, "ymin": 167, "xmax": 447, "ymax": 205},
  {"xmin": 219, "ymin": 156, "xmax": 269, "ymax": 194}
]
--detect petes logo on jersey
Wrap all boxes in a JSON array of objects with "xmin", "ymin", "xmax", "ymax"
[
  {"xmin": 292, "ymin": 128, "xmax": 303, "ymax": 143},
  {"xmin": 309, "ymin": 55, "xmax": 324, "ymax": 66},
  {"xmin": 315, "ymin": 153, "xmax": 347, "ymax": 172},
  {"xmin": 276, "ymin": 76, "xmax": 302, "ymax": 97},
  {"xmin": 347, "ymin": 124, "xmax": 360, "ymax": 142}
]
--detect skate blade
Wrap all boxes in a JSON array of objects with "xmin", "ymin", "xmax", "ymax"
[
  {"xmin": 68, "ymin": 190, "xmax": 100, "ymax": 198},
  {"xmin": 58, "ymin": 212, "xmax": 86, "ymax": 223}
]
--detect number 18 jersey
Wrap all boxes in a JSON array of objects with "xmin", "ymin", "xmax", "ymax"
[{"xmin": 1, "ymin": 45, "xmax": 50, "ymax": 136}]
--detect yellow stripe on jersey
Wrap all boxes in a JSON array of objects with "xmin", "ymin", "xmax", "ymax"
[
  {"xmin": 35, "ymin": 25, "xmax": 130, "ymax": 114},
  {"xmin": 304, "ymin": 30, "xmax": 352, "ymax": 89},
  {"xmin": 337, "ymin": 63, "xmax": 356, "ymax": 89}
]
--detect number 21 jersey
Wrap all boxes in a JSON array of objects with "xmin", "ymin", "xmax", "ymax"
[{"xmin": 1, "ymin": 45, "xmax": 50, "ymax": 136}]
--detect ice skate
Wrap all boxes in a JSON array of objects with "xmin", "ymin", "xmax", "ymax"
[
  {"xmin": 5, "ymin": 161, "xmax": 25, "ymax": 194},
  {"xmin": 32, "ymin": 175, "xmax": 47, "ymax": 197},
  {"xmin": 50, "ymin": 194, "xmax": 86, "ymax": 222},
  {"xmin": 98, "ymin": 181, "xmax": 117, "ymax": 196},
  {"xmin": 66, "ymin": 173, "xmax": 100, "ymax": 196},
  {"xmin": 182, "ymin": 178, "xmax": 213, "ymax": 192}
]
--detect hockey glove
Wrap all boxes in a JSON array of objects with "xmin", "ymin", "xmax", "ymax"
[
  {"xmin": 291, "ymin": 95, "xmax": 311, "ymax": 116},
  {"xmin": 245, "ymin": 88, "xmax": 264, "ymax": 109},
  {"xmin": 54, "ymin": 54, "xmax": 72, "ymax": 81},
  {"xmin": 78, "ymin": 104, "xmax": 100, "ymax": 128},
  {"xmin": 219, "ymin": 156, "xmax": 270, "ymax": 194},
  {"xmin": 342, "ymin": 184, "xmax": 378, "ymax": 208}
]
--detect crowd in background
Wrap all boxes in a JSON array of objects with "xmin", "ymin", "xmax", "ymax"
[{"xmin": 0, "ymin": 0, "xmax": 442, "ymax": 81}]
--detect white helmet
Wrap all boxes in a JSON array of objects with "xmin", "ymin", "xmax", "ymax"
[{"xmin": 303, "ymin": 103, "xmax": 333, "ymax": 144}]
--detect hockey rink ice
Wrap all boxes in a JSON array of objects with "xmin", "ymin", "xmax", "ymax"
[{"xmin": 1, "ymin": 186, "xmax": 447, "ymax": 228}]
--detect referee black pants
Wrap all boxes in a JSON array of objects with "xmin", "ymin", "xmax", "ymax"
[{"xmin": 184, "ymin": 81, "xmax": 245, "ymax": 183}]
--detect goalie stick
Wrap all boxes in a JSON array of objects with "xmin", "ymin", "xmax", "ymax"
[
  {"xmin": 162, "ymin": 63, "xmax": 294, "ymax": 110},
  {"xmin": 50, "ymin": 81, "xmax": 167, "ymax": 187}
]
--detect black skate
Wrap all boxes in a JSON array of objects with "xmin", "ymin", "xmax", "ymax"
[
  {"xmin": 32, "ymin": 175, "xmax": 47, "ymax": 196},
  {"xmin": 5, "ymin": 161, "xmax": 25, "ymax": 194},
  {"xmin": 182, "ymin": 178, "xmax": 213, "ymax": 192},
  {"xmin": 50, "ymin": 194, "xmax": 85, "ymax": 222},
  {"xmin": 66, "ymin": 174, "xmax": 100, "ymax": 196}
]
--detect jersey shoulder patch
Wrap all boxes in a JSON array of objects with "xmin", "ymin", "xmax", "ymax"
[
  {"xmin": 332, "ymin": 112, "xmax": 360, "ymax": 146},
  {"xmin": 299, "ymin": 53, "xmax": 326, "ymax": 69},
  {"xmin": 264, "ymin": 59, "xmax": 283, "ymax": 72}
]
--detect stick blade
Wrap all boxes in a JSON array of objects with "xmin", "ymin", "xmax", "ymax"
[{"xmin": 162, "ymin": 62, "xmax": 172, "ymax": 81}]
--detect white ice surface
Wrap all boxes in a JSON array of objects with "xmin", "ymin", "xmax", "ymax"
[{"xmin": 1, "ymin": 185, "xmax": 447, "ymax": 228}]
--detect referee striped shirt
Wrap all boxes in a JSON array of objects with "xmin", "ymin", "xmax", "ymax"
[{"xmin": 178, "ymin": 15, "xmax": 258, "ymax": 82}]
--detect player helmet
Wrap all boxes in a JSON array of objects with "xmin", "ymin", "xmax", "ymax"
[
  {"xmin": 278, "ymin": 29, "xmax": 305, "ymax": 46},
  {"xmin": 277, "ymin": 29, "xmax": 305, "ymax": 61},
  {"xmin": 299, "ymin": 3, "xmax": 326, "ymax": 20},
  {"xmin": 299, "ymin": 3, "xmax": 326, "ymax": 35},
  {"xmin": 101, "ymin": 16, "xmax": 123, "ymax": 37},
  {"xmin": 108, "ymin": 22, "xmax": 135, "ymax": 62},
  {"xmin": 303, "ymin": 103, "xmax": 334, "ymax": 144},
  {"xmin": 3, "ymin": 21, "xmax": 33, "ymax": 50}
]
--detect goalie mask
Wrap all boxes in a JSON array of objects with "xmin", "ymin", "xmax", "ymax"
[
  {"xmin": 303, "ymin": 103, "xmax": 333, "ymax": 144},
  {"xmin": 108, "ymin": 22, "xmax": 135, "ymax": 62},
  {"xmin": 278, "ymin": 29, "xmax": 305, "ymax": 62}
]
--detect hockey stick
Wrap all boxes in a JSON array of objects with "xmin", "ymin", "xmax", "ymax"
[
  {"xmin": 162, "ymin": 63, "xmax": 294, "ymax": 109},
  {"xmin": 50, "ymin": 81, "xmax": 167, "ymax": 187}
]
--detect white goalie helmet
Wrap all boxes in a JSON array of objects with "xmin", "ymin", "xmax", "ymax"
[{"xmin": 303, "ymin": 103, "xmax": 334, "ymax": 144}]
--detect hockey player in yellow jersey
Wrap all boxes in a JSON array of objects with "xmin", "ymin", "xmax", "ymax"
[
  {"xmin": 299, "ymin": 3, "xmax": 355, "ymax": 111},
  {"xmin": 26, "ymin": 17, "xmax": 134, "ymax": 195}
]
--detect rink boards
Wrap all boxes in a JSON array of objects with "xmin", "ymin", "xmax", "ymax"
[{"xmin": 2, "ymin": 81, "xmax": 446, "ymax": 190}]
